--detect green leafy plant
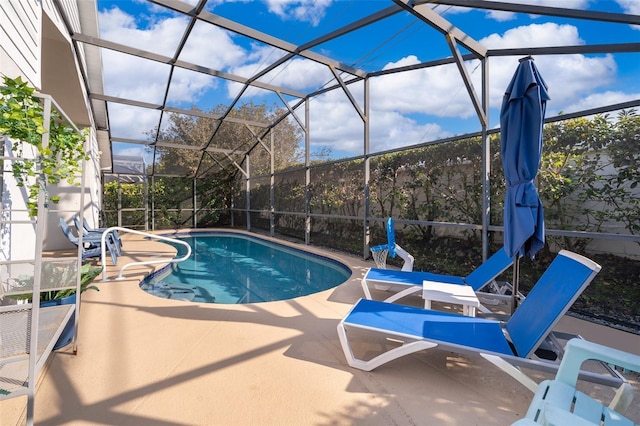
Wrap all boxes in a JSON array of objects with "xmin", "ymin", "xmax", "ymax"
[
  {"xmin": 47, "ymin": 263, "xmax": 102, "ymax": 301},
  {"xmin": 0, "ymin": 75, "xmax": 88, "ymax": 216},
  {"xmin": 7, "ymin": 262, "xmax": 102, "ymax": 302}
]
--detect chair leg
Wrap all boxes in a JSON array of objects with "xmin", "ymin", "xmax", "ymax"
[
  {"xmin": 480, "ymin": 353, "xmax": 538, "ymax": 392},
  {"xmin": 337, "ymin": 322, "xmax": 437, "ymax": 371},
  {"xmin": 383, "ymin": 285, "xmax": 421, "ymax": 303},
  {"xmin": 608, "ymin": 381, "xmax": 634, "ymax": 413},
  {"xmin": 361, "ymin": 276, "xmax": 373, "ymax": 299}
]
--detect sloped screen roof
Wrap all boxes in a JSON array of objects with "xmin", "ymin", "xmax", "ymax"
[{"xmin": 72, "ymin": 0, "xmax": 640, "ymax": 179}]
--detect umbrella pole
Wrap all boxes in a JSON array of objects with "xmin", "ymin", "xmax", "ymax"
[{"xmin": 511, "ymin": 257, "xmax": 520, "ymax": 314}]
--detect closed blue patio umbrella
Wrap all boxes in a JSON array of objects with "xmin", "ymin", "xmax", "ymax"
[{"xmin": 500, "ymin": 56, "xmax": 550, "ymax": 312}]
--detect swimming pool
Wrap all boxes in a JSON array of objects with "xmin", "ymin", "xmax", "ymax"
[{"xmin": 140, "ymin": 232, "xmax": 352, "ymax": 304}]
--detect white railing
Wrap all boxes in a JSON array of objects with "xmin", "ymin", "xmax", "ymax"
[{"xmin": 100, "ymin": 227, "xmax": 191, "ymax": 281}]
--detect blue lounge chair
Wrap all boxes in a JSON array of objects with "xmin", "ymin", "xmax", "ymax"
[
  {"xmin": 60, "ymin": 218, "xmax": 118, "ymax": 265},
  {"xmin": 339, "ymin": 250, "xmax": 623, "ymax": 392},
  {"xmin": 72, "ymin": 215, "xmax": 122, "ymax": 255},
  {"xmin": 513, "ymin": 338, "xmax": 640, "ymax": 425},
  {"xmin": 361, "ymin": 247, "xmax": 516, "ymax": 311}
]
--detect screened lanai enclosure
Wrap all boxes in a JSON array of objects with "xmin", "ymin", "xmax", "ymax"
[{"xmin": 87, "ymin": 0, "xmax": 640, "ymax": 307}]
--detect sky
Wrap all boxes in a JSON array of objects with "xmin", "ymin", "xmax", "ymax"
[{"xmin": 95, "ymin": 0, "xmax": 640, "ymax": 162}]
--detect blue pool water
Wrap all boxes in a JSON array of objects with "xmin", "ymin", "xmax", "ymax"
[{"xmin": 140, "ymin": 232, "xmax": 351, "ymax": 304}]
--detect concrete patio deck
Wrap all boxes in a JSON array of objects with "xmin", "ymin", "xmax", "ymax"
[{"xmin": 2, "ymin": 229, "xmax": 639, "ymax": 425}]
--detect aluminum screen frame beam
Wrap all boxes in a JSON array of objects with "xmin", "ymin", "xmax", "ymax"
[
  {"xmin": 392, "ymin": 0, "xmax": 487, "ymax": 58},
  {"xmin": 422, "ymin": 0, "xmax": 640, "ymax": 26}
]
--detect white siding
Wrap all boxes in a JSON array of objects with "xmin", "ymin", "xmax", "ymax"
[
  {"xmin": 43, "ymin": 0, "xmax": 81, "ymax": 34},
  {"xmin": 0, "ymin": 0, "xmax": 41, "ymax": 87}
]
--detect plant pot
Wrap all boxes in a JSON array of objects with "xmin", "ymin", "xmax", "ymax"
[{"xmin": 41, "ymin": 294, "xmax": 76, "ymax": 349}]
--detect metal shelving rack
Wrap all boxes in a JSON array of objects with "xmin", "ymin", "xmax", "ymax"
[{"xmin": 0, "ymin": 92, "xmax": 83, "ymax": 425}]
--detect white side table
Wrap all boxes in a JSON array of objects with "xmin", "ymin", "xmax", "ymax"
[{"xmin": 422, "ymin": 280, "xmax": 480, "ymax": 317}]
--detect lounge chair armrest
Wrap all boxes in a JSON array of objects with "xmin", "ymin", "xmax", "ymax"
[
  {"xmin": 555, "ymin": 338, "xmax": 640, "ymax": 414},
  {"xmin": 556, "ymin": 338, "xmax": 640, "ymax": 388}
]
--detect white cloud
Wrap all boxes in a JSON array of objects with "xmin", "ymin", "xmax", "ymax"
[
  {"xmin": 369, "ymin": 110, "xmax": 452, "ymax": 153},
  {"xmin": 373, "ymin": 56, "xmax": 477, "ymax": 119},
  {"xmin": 254, "ymin": 56, "xmax": 333, "ymax": 90},
  {"xmin": 108, "ymin": 104, "xmax": 162, "ymax": 140},
  {"xmin": 228, "ymin": 45, "xmax": 288, "ymax": 79},
  {"xmin": 307, "ymin": 93, "xmax": 363, "ymax": 153},
  {"xmin": 99, "ymin": 7, "xmax": 186, "ymax": 55},
  {"xmin": 306, "ymin": 90, "xmax": 452, "ymax": 154},
  {"xmin": 100, "ymin": 50, "xmax": 170, "ymax": 104},
  {"xmin": 99, "ymin": 7, "xmax": 244, "ymax": 103},
  {"xmin": 177, "ymin": 21, "xmax": 247, "ymax": 71},
  {"xmin": 115, "ymin": 146, "xmax": 149, "ymax": 158},
  {"xmin": 485, "ymin": 10, "xmax": 517, "ymax": 22},
  {"xmin": 265, "ymin": 0, "xmax": 333, "ymax": 25},
  {"xmin": 561, "ymin": 90, "xmax": 640, "ymax": 114},
  {"xmin": 226, "ymin": 45, "xmax": 334, "ymax": 98},
  {"xmin": 617, "ymin": 0, "xmax": 640, "ymax": 30},
  {"xmin": 478, "ymin": 0, "xmax": 592, "ymax": 21},
  {"xmin": 166, "ymin": 68, "xmax": 221, "ymax": 105},
  {"xmin": 534, "ymin": 55, "xmax": 617, "ymax": 113},
  {"xmin": 617, "ymin": 0, "xmax": 640, "ymax": 14},
  {"xmin": 480, "ymin": 23, "xmax": 616, "ymax": 113},
  {"xmin": 481, "ymin": 22, "xmax": 583, "ymax": 49},
  {"xmin": 484, "ymin": 53, "xmax": 616, "ymax": 114},
  {"xmin": 367, "ymin": 22, "xmax": 599, "ymax": 122}
]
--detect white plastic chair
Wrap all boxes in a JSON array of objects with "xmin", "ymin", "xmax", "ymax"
[{"xmin": 513, "ymin": 338, "xmax": 640, "ymax": 425}]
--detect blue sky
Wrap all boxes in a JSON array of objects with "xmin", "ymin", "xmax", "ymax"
[{"xmin": 96, "ymin": 0, "xmax": 640, "ymax": 161}]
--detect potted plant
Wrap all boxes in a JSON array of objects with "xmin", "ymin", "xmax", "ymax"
[
  {"xmin": 0, "ymin": 75, "xmax": 88, "ymax": 216},
  {"xmin": 39, "ymin": 262, "xmax": 102, "ymax": 302},
  {"xmin": 41, "ymin": 263, "xmax": 102, "ymax": 349}
]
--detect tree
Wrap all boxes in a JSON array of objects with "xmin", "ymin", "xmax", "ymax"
[
  {"xmin": 590, "ymin": 110, "xmax": 640, "ymax": 239},
  {"xmin": 103, "ymin": 181, "xmax": 146, "ymax": 228},
  {"xmin": 538, "ymin": 116, "xmax": 606, "ymax": 251},
  {"xmin": 145, "ymin": 102, "xmax": 303, "ymax": 228},
  {"xmin": 537, "ymin": 110, "xmax": 640, "ymax": 250},
  {"xmin": 153, "ymin": 103, "xmax": 302, "ymax": 177}
]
